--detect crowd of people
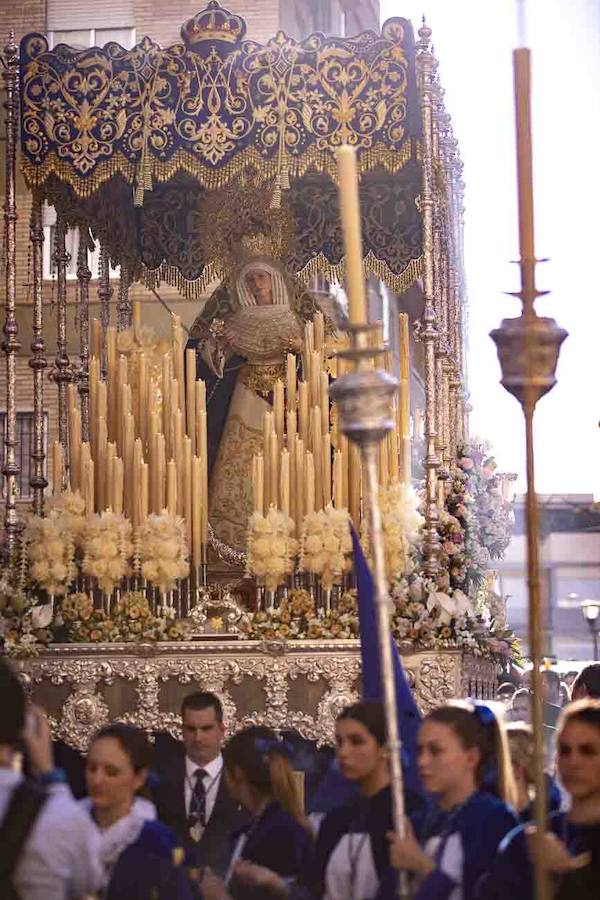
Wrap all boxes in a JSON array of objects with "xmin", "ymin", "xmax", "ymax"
[{"xmin": 1, "ymin": 656, "xmax": 600, "ymax": 900}]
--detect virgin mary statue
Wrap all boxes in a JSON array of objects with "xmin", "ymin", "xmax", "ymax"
[{"xmin": 187, "ymin": 249, "xmax": 327, "ymax": 552}]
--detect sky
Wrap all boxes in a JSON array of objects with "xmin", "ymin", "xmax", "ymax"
[{"xmin": 380, "ymin": 0, "xmax": 600, "ymax": 496}]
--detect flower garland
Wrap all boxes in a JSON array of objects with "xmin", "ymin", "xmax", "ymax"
[
  {"xmin": 0, "ymin": 569, "xmax": 52, "ymax": 657},
  {"xmin": 299, "ymin": 505, "xmax": 352, "ymax": 590},
  {"xmin": 134, "ymin": 513, "xmax": 189, "ymax": 593},
  {"xmin": 82, "ymin": 512, "xmax": 134, "ymax": 594},
  {"xmin": 61, "ymin": 591, "xmax": 186, "ymax": 643},
  {"xmin": 246, "ymin": 507, "xmax": 297, "ymax": 591},
  {"xmin": 240, "ymin": 588, "xmax": 359, "ymax": 641}
]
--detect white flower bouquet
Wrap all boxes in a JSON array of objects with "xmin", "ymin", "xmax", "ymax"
[
  {"xmin": 246, "ymin": 506, "xmax": 297, "ymax": 591},
  {"xmin": 82, "ymin": 511, "xmax": 133, "ymax": 594},
  {"xmin": 134, "ymin": 513, "xmax": 189, "ymax": 593},
  {"xmin": 299, "ymin": 504, "xmax": 352, "ymax": 590}
]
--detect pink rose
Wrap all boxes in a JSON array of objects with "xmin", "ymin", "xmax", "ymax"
[
  {"xmin": 460, "ymin": 457, "xmax": 474, "ymax": 470},
  {"xmin": 443, "ymin": 540, "xmax": 457, "ymax": 555}
]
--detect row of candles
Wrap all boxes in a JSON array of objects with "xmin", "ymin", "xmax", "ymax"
[
  {"xmin": 251, "ymin": 312, "xmax": 413, "ymax": 530},
  {"xmin": 51, "ymin": 304, "xmax": 209, "ymax": 568}
]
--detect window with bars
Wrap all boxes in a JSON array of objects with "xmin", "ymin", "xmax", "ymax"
[{"xmin": 0, "ymin": 412, "xmax": 48, "ymax": 500}]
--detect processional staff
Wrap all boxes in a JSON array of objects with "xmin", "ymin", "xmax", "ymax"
[
  {"xmin": 491, "ymin": 6, "xmax": 567, "ymax": 899},
  {"xmin": 332, "ymin": 146, "xmax": 409, "ymax": 899}
]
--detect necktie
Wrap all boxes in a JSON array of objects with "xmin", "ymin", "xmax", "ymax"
[{"xmin": 189, "ymin": 768, "xmax": 207, "ymax": 841}]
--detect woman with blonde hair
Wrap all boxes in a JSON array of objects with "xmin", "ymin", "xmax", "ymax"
[
  {"xmin": 506, "ymin": 722, "xmax": 562, "ymax": 823},
  {"xmin": 386, "ymin": 701, "xmax": 519, "ymax": 900},
  {"xmin": 200, "ymin": 726, "xmax": 312, "ymax": 900}
]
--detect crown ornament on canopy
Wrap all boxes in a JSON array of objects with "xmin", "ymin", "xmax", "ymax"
[{"xmin": 181, "ymin": 1, "xmax": 246, "ymax": 49}]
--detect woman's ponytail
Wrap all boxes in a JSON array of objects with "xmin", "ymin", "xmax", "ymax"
[{"xmin": 267, "ymin": 749, "xmax": 306, "ymax": 828}]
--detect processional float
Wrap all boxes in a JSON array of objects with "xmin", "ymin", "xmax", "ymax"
[{"xmin": 1, "ymin": 4, "xmax": 514, "ymax": 801}]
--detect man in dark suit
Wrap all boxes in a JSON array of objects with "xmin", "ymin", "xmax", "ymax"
[{"xmin": 152, "ymin": 691, "xmax": 248, "ymax": 876}]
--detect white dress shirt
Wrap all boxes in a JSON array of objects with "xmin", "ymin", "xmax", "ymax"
[
  {"xmin": 184, "ymin": 753, "xmax": 223, "ymax": 823},
  {"xmin": 0, "ymin": 768, "xmax": 103, "ymax": 900}
]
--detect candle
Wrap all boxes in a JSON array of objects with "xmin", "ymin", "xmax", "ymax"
[
  {"xmin": 89, "ymin": 356, "xmax": 99, "ymax": 447},
  {"xmin": 106, "ymin": 326, "xmax": 117, "ymax": 440},
  {"xmin": 398, "ymin": 313, "xmax": 410, "ymax": 437},
  {"xmin": 105, "ymin": 441, "xmax": 116, "ymax": 512},
  {"xmin": 336, "ymin": 145, "xmax": 367, "ymax": 324},
  {"xmin": 286, "ymin": 410, "xmax": 297, "ymax": 453},
  {"xmin": 133, "ymin": 438, "xmax": 144, "ymax": 524},
  {"xmin": 162, "ymin": 354, "xmax": 171, "ymax": 436},
  {"xmin": 274, "ymin": 380, "xmax": 285, "ymax": 447},
  {"xmin": 263, "ymin": 410, "xmax": 273, "ymax": 504},
  {"xmin": 310, "ymin": 350, "xmax": 321, "ymax": 409},
  {"xmin": 197, "ymin": 410, "xmax": 208, "ymax": 543},
  {"xmin": 320, "ymin": 372, "xmax": 329, "ymax": 435},
  {"xmin": 389, "ymin": 426, "xmax": 400, "ymax": 482},
  {"xmin": 191, "ymin": 455, "xmax": 202, "ymax": 567},
  {"xmin": 340, "ymin": 434, "xmax": 349, "ymax": 508},
  {"xmin": 311, "ymin": 407, "xmax": 323, "ymax": 509},
  {"xmin": 269, "ymin": 431, "xmax": 279, "ymax": 508},
  {"xmin": 280, "ymin": 449, "xmax": 290, "ymax": 517},
  {"xmin": 138, "ymin": 353, "xmax": 148, "ymax": 444},
  {"xmin": 166, "ymin": 459, "xmax": 177, "ymax": 517},
  {"xmin": 141, "ymin": 462, "xmax": 149, "ymax": 520},
  {"xmin": 333, "ymin": 449, "xmax": 344, "ymax": 509},
  {"xmin": 84, "ymin": 459, "xmax": 94, "ymax": 516},
  {"xmin": 183, "ymin": 436, "xmax": 192, "ymax": 544},
  {"xmin": 322, "ymin": 434, "xmax": 332, "ymax": 507},
  {"xmin": 171, "ymin": 314, "xmax": 185, "ymax": 411},
  {"xmin": 52, "ymin": 441, "xmax": 63, "ymax": 495},
  {"xmin": 186, "ymin": 349, "xmax": 197, "ymax": 453},
  {"xmin": 195, "ymin": 378, "xmax": 206, "ymax": 414},
  {"xmin": 295, "ymin": 437, "xmax": 304, "ymax": 530},
  {"xmin": 97, "ymin": 416, "xmax": 108, "ymax": 511},
  {"xmin": 174, "ymin": 408, "xmax": 185, "ymax": 512},
  {"xmin": 349, "ymin": 443, "xmax": 361, "ymax": 526},
  {"xmin": 513, "ymin": 47, "xmax": 535, "ymax": 268},
  {"xmin": 286, "ymin": 354, "xmax": 297, "ymax": 413},
  {"xmin": 91, "ymin": 318, "xmax": 102, "ymax": 360},
  {"xmin": 79, "ymin": 442, "xmax": 91, "ymax": 502},
  {"xmin": 253, "ymin": 454, "xmax": 264, "ymax": 515},
  {"xmin": 379, "ymin": 436, "xmax": 389, "ymax": 488},
  {"xmin": 304, "ymin": 450, "xmax": 315, "ymax": 516},
  {"xmin": 155, "ymin": 432, "xmax": 166, "ymax": 513},
  {"xmin": 298, "ymin": 382, "xmax": 309, "ymax": 444},
  {"xmin": 112, "ymin": 456, "xmax": 124, "ymax": 515},
  {"xmin": 69, "ymin": 405, "xmax": 81, "ymax": 492},
  {"xmin": 121, "ymin": 414, "xmax": 133, "ymax": 516},
  {"xmin": 133, "ymin": 300, "xmax": 142, "ymax": 339}
]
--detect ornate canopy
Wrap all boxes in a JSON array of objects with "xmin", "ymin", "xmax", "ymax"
[{"xmin": 19, "ymin": 2, "xmax": 423, "ymax": 295}]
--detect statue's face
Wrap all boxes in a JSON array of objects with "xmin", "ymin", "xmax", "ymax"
[{"xmin": 245, "ymin": 268, "xmax": 273, "ymax": 306}]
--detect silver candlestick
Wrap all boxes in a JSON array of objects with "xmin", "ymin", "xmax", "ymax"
[{"xmin": 330, "ymin": 328, "xmax": 409, "ymax": 899}]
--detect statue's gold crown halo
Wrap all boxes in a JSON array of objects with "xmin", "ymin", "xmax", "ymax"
[{"xmin": 200, "ymin": 181, "xmax": 296, "ymax": 277}]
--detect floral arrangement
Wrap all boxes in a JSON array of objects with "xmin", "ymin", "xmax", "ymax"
[
  {"xmin": 61, "ymin": 591, "xmax": 186, "ymax": 643},
  {"xmin": 246, "ymin": 507, "xmax": 297, "ymax": 590},
  {"xmin": 379, "ymin": 481, "xmax": 423, "ymax": 580},
  {"xmin": 0, "ymin": 568, "xmax": 52, "ymax": 657},
  {"xmin": 134, "ymin": 514, "xmax": 189, "ymax": 593},
  {"xmin": 240, "ymin": 588, "xmax": 359, "ymax": 641},
  {"xmin": 299, "ymin": 505, "xmax": 352, "ymax": 590},
  {"xmin": 82, "ymin": 512, "xmax": 134, "ymax": 594},
  {"xmin": 23, "ymin": 511, "xmax": 77, "ymax": 596}
]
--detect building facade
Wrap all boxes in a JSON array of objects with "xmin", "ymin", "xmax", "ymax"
[
  {"xmin": 498, "ymin": 495, "xmax": 600, "ymax": 661},
  {"xmin": 0, "ymin": 0, "xmax": 381, "ymax": 502}
]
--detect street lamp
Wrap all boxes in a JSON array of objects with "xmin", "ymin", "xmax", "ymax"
[{"xmin": 581, "ymin": 600, "xmax": 600, "ymax": 661}]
